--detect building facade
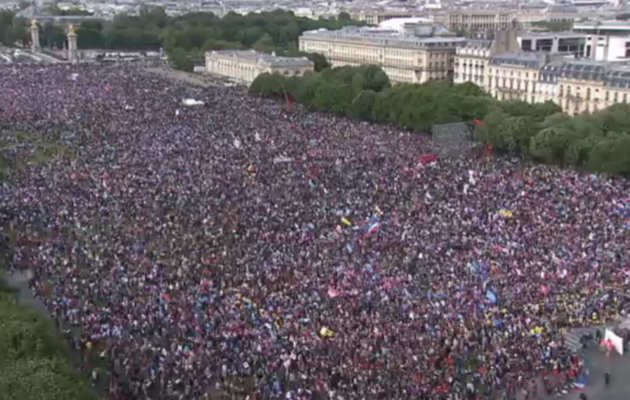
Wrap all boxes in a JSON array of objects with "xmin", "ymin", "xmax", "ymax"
[
  {"xmin": 454, "ymin": 39, "xmax": 493, "ymax": 87},
  {"xmin": 352, "ymin": 11, "xmax": 431, "ymax": 25},
  {"xmin": 445, "ymin": 10, "xmax": 515, "ymax": 32},
  {"xmin": 454, "ymin": 29, "xmax": 521, "ymax": 87},
  {"xmin": 486, "ymin": 52, "xmax": 549, "ymax": 103},
  {"xmin": 204, "ymin": 50, "xmax": 314, "ymax": 85},
  {"xmin": 467, "ymin": 51, "xmax": 630, "ymax": 115},
  {"xmin": 537, "ymin": 61, "xmax": 630, "ymax": 115},
  {"xmin": 518, "ymin": 32, "xmax": 587, "ymax": 57},
  {"xmin": 299, "ymin": 27, "xmax": 465, "ymax": 84}
]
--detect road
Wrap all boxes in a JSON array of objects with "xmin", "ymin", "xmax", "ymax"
[{"xmin": 145, "ymin": 66, "xmax": 242, "ymax": 88}]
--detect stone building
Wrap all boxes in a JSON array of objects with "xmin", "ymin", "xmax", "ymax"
[
  {"xmin": 204, "ymin": 50, "xmax": 314, "ymax": 86},
  {"xmin": 298, "ymin": 26, "xmax": 465, "ymax": 84}
]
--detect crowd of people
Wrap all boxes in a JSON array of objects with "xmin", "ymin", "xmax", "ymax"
[{"xmin": 1, "ymin": 64, "xmax": 629, "ymax": 400}]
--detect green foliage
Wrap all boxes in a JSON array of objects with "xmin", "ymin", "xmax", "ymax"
[
  {"xmin": 477, "ymin": 99, "xmax": 630, "ymax": 175},
  {"xmin": 167, "ymin": 47, "xmax": 195, "ymax": 72},
  {"xmin": 250, "ymin": 65, "xmax": 493, "ymax": 131},
  {"xmin": 0, "ymin": 131, "xmax": 74, "ymax": 182},
  {"xmin": 32, "ymin": 8, "xmax": 361, "ymax": 69},
  {"xmin": 0, "ymin": 274, "xmax": 95, "ymax": 400},
  {"xmin": 252, "ymin": 62, "xmax": 630, "ymax": 175},
  {"xmin": 531, "ymin": 20, "xmax": 573, "ymax": 32},
  {"xmin": 0, "ymin": 11, "xmax": 29, "ymax": 47}
]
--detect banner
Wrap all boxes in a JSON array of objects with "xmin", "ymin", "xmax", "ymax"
[{"xmin": 605, "ymin": 329, "xmax": 624, "ymax": 355}]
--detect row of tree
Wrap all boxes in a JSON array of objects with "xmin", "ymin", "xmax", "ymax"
[
  {"xmin": 249, "ymin": 66, "xmax": 494, "ymax": 131},
  {"xmin": 0, "ymin": 274, "xmax": 96, "ymax": 400},
  {"xmin": 250, "ymin": 66, "xmax": 630, "ymax": 175},
  {"xmin": 0, "ymin": 10, "xmax": 29, "ymax": 47},
  {"xmin": 1, "ymin": 8, "xmax": 359, "ymax": 71}
]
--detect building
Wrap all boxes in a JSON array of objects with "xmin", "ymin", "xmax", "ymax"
[
  {"xmin": 352, "ymin": 10, "xmax": 431, "ymax": 25},
  {"xmin": 204, "ymin": 50, "xmax": 314, "ymax": 85},
  {"xmin": 486, "ymin": 52, "xmax": 551, "ymax": 103},
  {"xmin": 573, "ymin": 19, "xmax": 630, "ymax": 36},
  {"xmin": 572, "ymin": 20, "xmax": 630, "ymax": 61},
  {"xmin": 454, "ymin": 39, "xmax": 493, "ymax": 87},
  {"xmin": 518, "ymin": 32, "xmax": 587, "ymax": 57},
  {"xmin": 471, "ymin": 52, "xmax": 630, "ymax": 115},
  {"xmin": 454, "ymin": 29, "xmax": 521, "ymax": 87},
  {"xmin": 445, "ymin": 10, "xmax": 515, "ymax": 32},
  {"xmin": 536, "ymin": 60, "xmax": 630, "ymax": 115},
  {"xmin": 298, "ymin": 27, "xmax": 466, "ymax": 84}
]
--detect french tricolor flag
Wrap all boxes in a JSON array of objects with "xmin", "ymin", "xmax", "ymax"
[{"xmin": 364, "ymin": 216, "xmax": 380, "ymax": 236}]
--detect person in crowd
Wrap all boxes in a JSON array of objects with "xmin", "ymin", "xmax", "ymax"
[{"xmin": 1, "ymin": 64, "xmax": 629, "ymax": 400}]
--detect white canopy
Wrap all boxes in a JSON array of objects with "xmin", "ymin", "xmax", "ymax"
[{"xmin": 182, "ymin": 98, "xmax": 205, "ymax": 106}]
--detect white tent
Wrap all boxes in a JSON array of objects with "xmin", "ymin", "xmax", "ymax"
[{"xmin": 182, "ymin": 98, "xmax": 205, "ymax": 106}]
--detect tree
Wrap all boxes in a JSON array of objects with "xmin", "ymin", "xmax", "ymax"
[
  {"xmin": 338, "ymin": 12, "xmax": 352, "ymax": 22},
  {"xmin": 358, "ymin": 65, "xmax": 391, "ymax": 92},
  {"xmin": 531, "ymin": 20, "xmax": 573, "ymax": 32},
  {"xmin": 587, "ymin": 135, "xmax": 630, "ymax": 175},
  {"xmin": 302, "ymin": 52, "xmax": 329, "ymax": 72},
  {"xmin": 349, "ymin": 90, "xmax": 376, "ymax": 120},
  {"xmin": 252, "ymin": 33, "xmax": 275, "ymax": 53},
  {"xmin": 167, "ymin": 47, "xmax": 194, "ymax": 71},
  {"xmin": 249, "ymin": 73, "xmax": 285, "ymax": 97},
  {"xmin": 0, "ymin": 275, "xmax": 95, "ymax": 400}
]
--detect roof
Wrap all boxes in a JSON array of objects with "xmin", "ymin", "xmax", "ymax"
[
  {"xmin": 463, "ymin": 39, "xmax": 493, "ymax": 49},
  {"xmin": 574, "ymin": 20, "xmax": 630, "ymax": 29},
  {"xmin": 603, "ymin": 65, "xmax": 630, "ymax": 88},
  {"xmin": 538, "ymin": 59, "xmax": 630, "ymax": 88},
  {"xmin": 300, "ymin": 27, "xmax": 466, "ymax": 49},
  {"xmin": 520, "ymin": 32, "xmax": 588, "ymax": 39},
  {"xmin": 378, "ymin": 17, "xmax": 433, "ymax": 30},
  {"xmin": 489, "ymin": 51, "xmax": 548, "ymax": 69}
]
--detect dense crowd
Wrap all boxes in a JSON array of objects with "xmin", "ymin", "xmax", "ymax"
[{"xmin": 1, "ymin": 64, "xmax": 629, "ymax": 400}]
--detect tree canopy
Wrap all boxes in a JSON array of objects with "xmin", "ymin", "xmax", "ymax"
[
  {"xmin": 13, "ymin": 8, "xmax": 360, "ymax": 71},
  {"xmin": 250, "ymin": 68, "xmax": 493, "ymax": 131},
  {"xmin": 0, "ymin": 275, "xmax": 95, "ymax": 400},
  {"xmin": 531, "ymin": 20, "xmax": 573, "ymax": 32},
  {"xmin": 251, "ymin": 65, "xmax": 630, "ymax": 175}
]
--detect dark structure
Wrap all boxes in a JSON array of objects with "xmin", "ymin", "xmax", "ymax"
[{"xmin": 431, "ymin": 122, "xmax": 473, "ymax": 156}]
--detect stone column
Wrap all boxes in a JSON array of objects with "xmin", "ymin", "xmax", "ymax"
[
  {"xmin": 67, "ymin": 24, "xmax": 78, "ymax": 63},
  {"xmin": 30, "ymin": 19, "xmax": 40, "ymax": 52}
]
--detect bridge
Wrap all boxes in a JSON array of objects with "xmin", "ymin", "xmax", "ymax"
[{"xmin": 30, "ymin": 14, "xmax": 103, "ymax": 25}]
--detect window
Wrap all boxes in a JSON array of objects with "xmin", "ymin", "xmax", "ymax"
[
  {"xmin": 606, "ymin": 91, "xmax": 610, "ymax": 101},
  {"xmin": 614, "ymin": 92, "xmax": 618, "ymax": 102},
  {"xmin": 567, "ymin": 86, "xmax": 572, "ymax": 97},
  {"xmin": 624, "ymin": 93, "xmax": 628, "ymax": 103},
  {"xmin": 586, "ymin": 88, "xmax": 591, "ymax": 100},
  {"xmin": 560, "ymin": 85, "xmax": 564, "ymax": 97}
]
